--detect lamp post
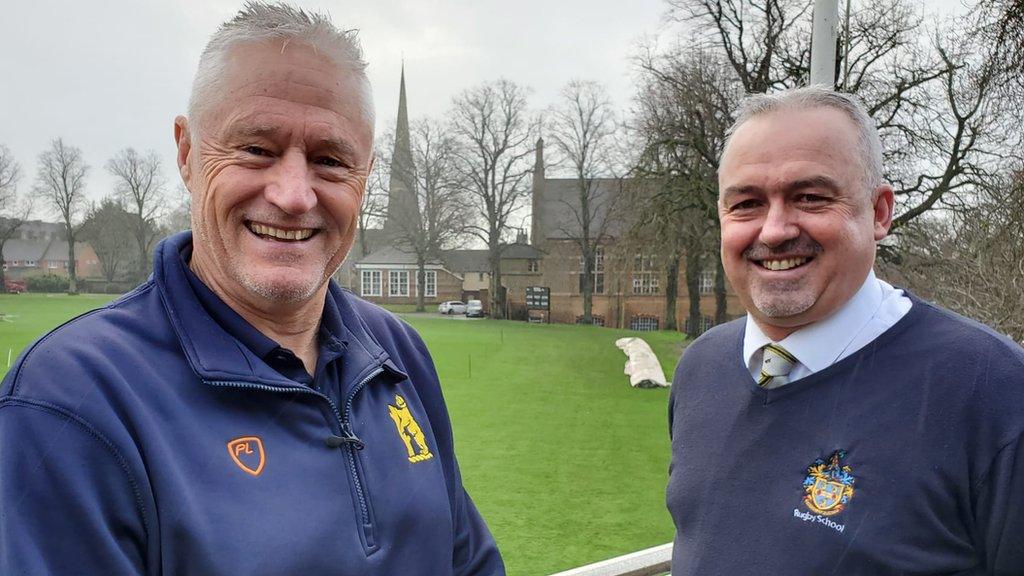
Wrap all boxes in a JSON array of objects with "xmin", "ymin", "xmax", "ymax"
[{"xmin": 810, "ymin": 0, "xmax": 840, "ymax": 87}]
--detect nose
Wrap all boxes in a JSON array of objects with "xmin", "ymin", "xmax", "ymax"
[
  {"xmin": 264, "ymin": 149, "xmax": 317, "ymax": 215},
  {"xmin": 758, "ymin": 201, "xmax": 800, "ymax": 247}
]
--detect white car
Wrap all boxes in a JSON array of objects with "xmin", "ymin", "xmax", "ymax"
[
  {"xmin": 438, "ymin": 301, "xmax": 467, "ymax": 315},
  {"xmin": 465, "ymin": 300, "xmax": 484, "ymax": 318}
]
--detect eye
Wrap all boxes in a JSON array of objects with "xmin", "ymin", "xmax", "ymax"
[
  {"xmin": 797, "ymin": 193, "xmax": 829, "ymax": 204},
  {"xmin": 243, "ymin": 146, "xmax": 271, "ymax": 157},
  {"xmin": 730, "ymin": 199, "xmax": 761, "ymax": 211},
  {"xmin": 314, "ymin": 156, "xmax": 345, "ymax": 168}
]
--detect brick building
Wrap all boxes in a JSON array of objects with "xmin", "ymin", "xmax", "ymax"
[
  {"xmin": 336, "ymin": 68, "xmax": 743, "ymax": 333},
  {"xmin": 526, "ymin": 139, "xmax": 744, "ymax": 332},
  {"xmin": 1, "ymin": 219, "xmax": 101, "ymax": 282}
]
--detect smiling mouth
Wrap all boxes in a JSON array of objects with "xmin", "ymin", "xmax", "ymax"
[
  {"xmin": 246, "ymin": 221, "xmax": 319, "ymax": 242},
  {"xmin": 755, "ymin": 256, "xmax": 813, "ymax": 271}
]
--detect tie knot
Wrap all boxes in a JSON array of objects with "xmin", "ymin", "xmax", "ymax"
[{"xmin": 758, "ymin": 343, "xmax": 796, "ymax": 388}]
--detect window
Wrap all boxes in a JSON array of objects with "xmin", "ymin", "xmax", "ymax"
[
  {"xmin": 361, "ymin": 270, "xmax": 381, "ymax": 296},
  {"xmin": 699, "ymin": 270, "xmax": 715, "ymax": 294},
  {"xmin": 629, "ymin": 315, "xmax": 660, "ymax": 331},
  {"xmin": 632, "ymin": 255, "xmax": 659, "ymax": 295},
  {"xmin": 478, "ymin": 272, "xmax": 485, "ymax": 282},
  {"xmin": 25, "ymin": 260, "xmax": 37, "ymax": 267},
  {"xmin": 684, "ymin": 315, "xmax": 715, "ymax": 336},
  {"xmin": 528, "ymin": 259, "xmax": 539, "ymax": 273},
  {"xmin": 578, "ymin": 246, "xmax": 605, "ymax": 295},
  {"xmin": 575, "ymin": 314, "xmax": 605, "ymax": 326},
  {"xmin": 389, "ymin": 270, "xmax": 410, "ymax": 297},
  {"xmin": 48, "ymin": 260, "xmax": 58, "ymax": 269},
  {"xmin": 632, "ymin": 273, "xmax": 659, "ymax": 294},
  {"xmin": 424, "ymin": 270, "xmax": 437, "ymax": 298}
]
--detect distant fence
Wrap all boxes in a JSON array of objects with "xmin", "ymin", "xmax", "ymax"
[{"xmin": 548, "ymin": 543, "xmax": 672, "ymax": 576}]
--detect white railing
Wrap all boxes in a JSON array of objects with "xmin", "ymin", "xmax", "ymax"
[{"xmin": 548, "ymin": 543, "xmax": 672, "ymax": 576}]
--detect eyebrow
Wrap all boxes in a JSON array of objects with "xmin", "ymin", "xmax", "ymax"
[
  {"xmin": 721, "ymin": 175, "xmax": 841, "ymax": 199},
  {"xmin": 230, "ymin": 124, "xmax": 359, "ymax": 161},
  {"xmin": 316, "ymin": 137, "xmax": 360, "ymax": 162}
]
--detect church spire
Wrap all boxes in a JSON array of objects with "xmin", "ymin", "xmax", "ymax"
[
  {"xmin": 384, "ymin": 63, "xmax": 419, "ymax": 237},
  {"xmin": 394, "ymin": 62, "xmax": 410, "ymax": 160}
]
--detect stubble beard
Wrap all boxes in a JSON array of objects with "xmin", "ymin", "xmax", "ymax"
[
  {"xmin": 235, "ymin": 258, "xmax": 326, "ymax": 304},
  {"xmin": 194, "ymin": 216, "xmax": 332, "ymax": 305},
  {"xmin": 749, "ymin": 277, "xmax": 817, "ymax": 318}
]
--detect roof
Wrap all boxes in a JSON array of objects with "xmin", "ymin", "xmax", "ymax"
[
  {"xmin": 354, "ymin": 227, "xmax": 391, "ymax": 257},
  {"xmin": 2, "ymin": 239, "xmax": 48, "ymax": 261},
  {"xmin": 441, "ymin": 249, "xmax": 489, "ymax": 273},
  {"xmin": 41, "ymin": 241, "xmax": 92, "ymax": 262},
  {"xmin": 534, "ymin": 177, "xmax": 650, "ymax": 241},
  {"xmin": 500, "ymin": 243, "xmax": 542, "ymax": 259},
  {"xmin": 356, "ymin": 245, "xmax": 442, "ymax": 266}
]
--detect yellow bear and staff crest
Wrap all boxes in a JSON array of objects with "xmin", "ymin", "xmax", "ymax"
[{"xmin": 388, "ymin": 394, "xmax": 433, "ymax": 463}]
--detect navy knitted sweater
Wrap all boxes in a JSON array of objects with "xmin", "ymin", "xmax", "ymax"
[{"xmin": 667, "ymin": 295, "xmax": 1024, "ymax": 575}]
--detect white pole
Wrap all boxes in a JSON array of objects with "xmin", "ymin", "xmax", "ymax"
[
  {"xmin": 810, "ymin": 0, "xmax": 840, "ymax": 87},
  {"xmin": 843, "ymin": 0, "xmax": 852, "ymax": 89}
]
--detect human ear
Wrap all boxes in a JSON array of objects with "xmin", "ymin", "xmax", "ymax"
[
  {"xmin": 174, "ymin": 116, "xmax": 193, "ymax": 185},
  {"xmin": 872, "ymin": 184, "xmax": 895, "ymax": 240}
]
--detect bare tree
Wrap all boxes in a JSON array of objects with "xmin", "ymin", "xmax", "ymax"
[
  {"xmin": 450, "ymin": 79, "xmax": 536, "ymax": 319},
  {"xmin": 357, "ymin": 135, "xmax": 391, "ymax": 258},
  {"xmin": 633, "ymin": 44, "xmax": 739, "ymax": 331},
  {"xmin": 547, "ymin": 80, "xmax": 626, "ymax": 324},
  {"xmin": 107, "ymin": 148, "xmax": 165, "ymax": 281},
  {"xmin": 389, "ymin": 118, "xmax": 470, "ymax": 311},
  {"xmin": 34, "ymin": 138, "xmax": 88, "ymax": 294},
  {"xmin": 0, "ymin": 145, "xmax": 32, "ymax": 289},
  {"xmin": 975, "ymin": 0, "xmax": 1024, "ymax": 88},
  {"xmin": 79, "ymin": 197, "xmax": 137, "ymax": 283},
  {"xmin": 163, "ymin": 185, "xmax": 192, "ymax": 234},
  {"xmin": 666, "ymin": 0, "xmax": 1023, "ymax": 235},
  {"xmin": 666, "ymin": 0, "xmax": 813, "ymax": 92},
  {"xmin": 885, "ymin": 168, "xmax": 1024, "ymax": 342}
]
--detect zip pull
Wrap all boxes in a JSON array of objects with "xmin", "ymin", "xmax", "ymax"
[{"xmin": 325, "ymin": 434, "xmax": 365, "ymax": 450}]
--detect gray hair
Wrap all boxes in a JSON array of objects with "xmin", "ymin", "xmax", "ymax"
[
  {"xmin": 720, "ymin": 86, "xmax": 884, "ymax": 190},
  {"xmin": 187, "ymin": 1, "xmax": 374, "ymax": 139}
]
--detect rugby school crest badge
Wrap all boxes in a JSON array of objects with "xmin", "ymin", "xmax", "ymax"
[{"xmin": 802, "ymin": 449, "xmax": 855, "ymax": 516}]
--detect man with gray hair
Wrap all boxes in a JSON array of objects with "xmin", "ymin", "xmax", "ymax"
[
  {"xmin": 0, "ymin": 3, "xmax": 504, "ymax": 574},
  {"xmin": 667, "ymin": 86, "xmax": 1024, "ymax": 574}
]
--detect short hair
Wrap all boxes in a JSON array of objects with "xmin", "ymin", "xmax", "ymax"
[
  {"xmin": 720, "ymin": 86, "xmax": 884, "ymax": 190},
  {"xmin": 186, "ymin": 1, "xmax": 374, "ymax": 139}
]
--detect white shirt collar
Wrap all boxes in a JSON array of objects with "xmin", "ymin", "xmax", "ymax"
[{"xmin": 743, "ymin": 270, "xmax": 884, "ymax": 372}]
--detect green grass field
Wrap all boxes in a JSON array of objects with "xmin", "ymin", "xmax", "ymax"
[{"xmin": 0, "ymin": 294, "xmax": 683, "ymax": 574}]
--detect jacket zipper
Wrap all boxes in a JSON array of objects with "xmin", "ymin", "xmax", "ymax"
[
  {"xmin": 342, "ymin": 367, "xmax": 384, "ymax": 549},
  {"xmin": 205, "ymin": 376, "xmax": 380, "ymax": 550}
]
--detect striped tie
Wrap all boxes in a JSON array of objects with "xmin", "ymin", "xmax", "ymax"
[{"xmin": 758, "ymin": 343, "xmax": 797, "ymax": 389}]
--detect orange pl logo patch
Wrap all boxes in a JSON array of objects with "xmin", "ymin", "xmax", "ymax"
[{"xmin": 227, "ymin": 436, "xmax": 266, "ymax": 477}]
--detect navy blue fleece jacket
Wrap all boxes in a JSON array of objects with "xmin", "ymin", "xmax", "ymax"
[{"xmin": 0, "ymin": 232, "xmax": 504, "ymax": 575}]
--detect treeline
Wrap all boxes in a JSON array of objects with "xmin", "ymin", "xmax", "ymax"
[
  {"xmin": 2, "ymin": 0, "xmax": 1021, "ymax": 338},
  {"xmin": 0, "ymin": 142, "xmax": 189, "ymax": 290}
]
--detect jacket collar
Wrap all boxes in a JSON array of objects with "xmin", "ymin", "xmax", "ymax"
[{"xmin": 153, "ymin": 232, "xmax": 395, "ymax": 388}]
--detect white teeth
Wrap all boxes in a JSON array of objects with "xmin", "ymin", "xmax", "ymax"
[
  {"xmin": 249, "ymin": 223, "xmax": 314, "ymax": 241},
  {"xmin": 761, "ymin": 257, "xmax": 808, "ymax": 271}
]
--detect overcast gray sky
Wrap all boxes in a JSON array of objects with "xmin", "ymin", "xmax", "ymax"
[{"xmin": 0, "ymin": 0, "xmax": 967, "ymax": 216}]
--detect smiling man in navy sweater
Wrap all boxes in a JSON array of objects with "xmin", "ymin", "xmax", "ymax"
[
  {"xmin": 667, "ymin": 87, "xmax": 1024, "ymax": 574},
  {"xmin": 0, "ymin": 3, "xmax": 503, "ymax": 575}
]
